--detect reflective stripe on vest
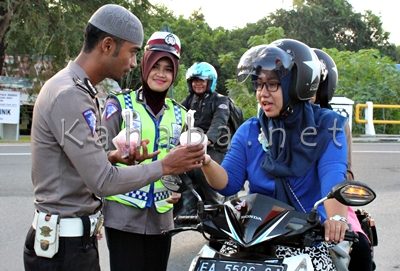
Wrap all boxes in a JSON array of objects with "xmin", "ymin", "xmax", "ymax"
[{"xmin": 105, "ymin": 90, "xmax": 186, "ymax": 213}]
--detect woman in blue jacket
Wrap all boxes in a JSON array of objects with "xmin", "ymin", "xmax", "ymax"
[{"xmin": 201, "ymin": 39, "xmax": 352, "ymax": 270}]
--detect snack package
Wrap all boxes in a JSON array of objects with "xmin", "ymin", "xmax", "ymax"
[{"xmin": 112, "ymin": 128, "xmax": 140, "ymax": 158}]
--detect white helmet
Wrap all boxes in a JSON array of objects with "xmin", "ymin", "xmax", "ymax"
[{"xmin": 145, "ymin": 31, "xmax": 181, "ymax": 59}]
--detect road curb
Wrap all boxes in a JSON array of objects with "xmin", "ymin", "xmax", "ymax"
[{"xmin": 352, "ymin": 135, "xmax": 400, "ymax": 143}]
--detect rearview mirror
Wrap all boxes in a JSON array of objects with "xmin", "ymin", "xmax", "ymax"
[
  {"xmin": 160, "ymin": 175, "xmax": 185, "ymax": 193},
  {"xmin": 328, "ymin": 181, "xmax": 376, "ymax": 206}
]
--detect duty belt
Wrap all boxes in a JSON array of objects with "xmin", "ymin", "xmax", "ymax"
[{"xmin": 32, "ymin": 211, "xmax": 103, "ymax": 237}]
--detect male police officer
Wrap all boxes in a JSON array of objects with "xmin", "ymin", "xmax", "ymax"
[{"xmin": 23, "ymin": 4, "xmax": 205, "ymax": 271}]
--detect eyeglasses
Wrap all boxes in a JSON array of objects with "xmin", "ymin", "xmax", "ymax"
[{"xmin": 252, "ymin": 80, "xmax": 280, "ymax": 92}]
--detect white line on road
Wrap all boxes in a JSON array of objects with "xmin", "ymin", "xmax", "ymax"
[
  {"xmin": 0, "ymin": 153, "xmax": 31, "ymax": 156},
  {"xmin": 353, "ymin": 151, "xmax": 400, "ymax": 153},
  {"xmin": 0, "ymin": 143, "xmax": 30, "ymax": 147}
]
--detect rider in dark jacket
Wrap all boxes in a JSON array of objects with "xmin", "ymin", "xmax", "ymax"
[
  {"xmin": 178, "ymin": 62, "xmax": 230, "ymax": 212},
  {"xmin": 182, "ymin": 94, "xmax": 230, "ymax": 153}
]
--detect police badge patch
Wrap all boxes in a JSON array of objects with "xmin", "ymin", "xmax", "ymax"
[
  {"xmin": 103, "ymin": 102, "xmax": 119, "ymax": 120},
  {"xmin": 83, "ymin": 109, "xmax": 97, "ymax": 136},
  {"xmin": 218, "ymin": 104, "xmax": 229, "ymax": 110}
]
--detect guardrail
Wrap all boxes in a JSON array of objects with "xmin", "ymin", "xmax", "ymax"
[{"xmin": 355, "ymin": 102, "xmax": 400, "ymax": 135}]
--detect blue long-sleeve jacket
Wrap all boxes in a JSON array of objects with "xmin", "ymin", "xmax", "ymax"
[{"xmin": 218, "ymin": 117, "xmax": 347, "ymax": 221}]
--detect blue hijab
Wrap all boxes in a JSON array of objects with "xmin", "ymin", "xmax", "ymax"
[{"xmin": 259, "ymin": 72, "xmax": 347, "ymax": 179}]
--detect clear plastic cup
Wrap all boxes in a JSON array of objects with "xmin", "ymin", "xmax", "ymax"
[{"xmin": 179, "ymin": 129, "xmax": 208, "ymax": 154}]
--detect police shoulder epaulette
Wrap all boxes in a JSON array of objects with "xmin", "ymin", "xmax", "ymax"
[
  {"xmin": 73, "ymin": 77, "xmax": 98, "ymax": 98},
  {"xmin": 110, "ymin": 88, "xmax": 131, "ymax": 96},
  {"xmin": 170, "ymin": 98, "xmax": 187, "ymax": 111}
]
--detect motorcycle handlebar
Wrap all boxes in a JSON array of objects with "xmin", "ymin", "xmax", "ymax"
[
  {"xmin": 311, "ymin": 226, "xmax": 359, "ymax": 244},
  {"xmin": 174, "ymin": 215, "xmax": 200, "ymax": 225},
  {"xmin": 344, "ymin": 230, "xmax": 359, "ymax": 243}
]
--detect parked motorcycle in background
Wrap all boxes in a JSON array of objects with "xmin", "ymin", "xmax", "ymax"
[{"xmin": 162, "ymin": 177, "xmax": 376, "ymax": 271}]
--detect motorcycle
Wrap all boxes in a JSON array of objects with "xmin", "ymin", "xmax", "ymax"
[{"xmin": 162, "ymin": 176, "xmax": 376, "ymax": 271}]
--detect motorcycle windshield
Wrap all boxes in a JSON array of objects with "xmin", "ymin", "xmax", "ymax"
[{"xmin": 223, "ymin": 193, "xmax": 308, "ymax": 246}]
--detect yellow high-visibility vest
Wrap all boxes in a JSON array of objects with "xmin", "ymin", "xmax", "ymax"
[{"xmin": 106, "ymin": 89, "xmax": 186, "ymax": 213}]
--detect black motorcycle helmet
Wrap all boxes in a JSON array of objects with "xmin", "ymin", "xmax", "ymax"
[
  {"xmin": 313, "ymin": 48, "xmax": 338, "ymax": 109},
  {"xmin": 270, "ymin": 38, "xmax": 321, "ymax": 102},
  {"xmin": 237, "ymin": 39, "xmax": 320, "ymax": 116},
  {"xmin": 237, "ymin": 44, "xmax": 294, "ymax": 84},
  {"xmin": 238, "ymin": 40, "xmax": 320, "ymax": 103}
]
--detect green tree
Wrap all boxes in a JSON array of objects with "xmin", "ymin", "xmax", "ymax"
[
  {"xmin": 260, "ymin": 0, "xmax": 396, "ymax": 56},
  {"xmin": 247, "ymin": 27, "xmax": 285, "ymax": 47},
  {"xmin": 3, "ymin": 0, "xmax": 400, "ymax": 134},
  {"xmin": 4, "ymin": 0, "xmax": 166, "ymax": 92},
  {"xmin": 326, "ymin": 48, "xmax": 400, "ymax": 133},
  {"xmin": 0, "ymin": 0, "xmax": 26, "ymax": 73}
]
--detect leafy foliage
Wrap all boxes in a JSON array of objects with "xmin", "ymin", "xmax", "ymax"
[
  {"xmin": 326, "ymin": 48, "xmax": 400, "ymax": 133},
  {"xmin": 2, "ymin": 0, "xmax": 400, "ymax": 134},
  {"xmin": 0, "ymin": 0, "xmax": 26, "ymax": 72}
]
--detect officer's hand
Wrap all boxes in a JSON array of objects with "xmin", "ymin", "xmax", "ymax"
[
  {"xmin": 108, "ymin": 140, "xmax": 160, "ymax": 165},
  {"xmin": 166, "ymin": 192, "xmax": 181, "ymax": 204},
  {"xmin": 134, "ymin": 139, "xmax": 160, "ymax": 163},
  {"xmin": 108, "ymin": 150, "xmax": 129, "ymax": 164},
  {"xmin": 107, "ymin": 148, "xmax": 137, "ymax": 165},
  {"xmin": 161, "ymin": 144, "xmax": 205, "ymax": 175}
]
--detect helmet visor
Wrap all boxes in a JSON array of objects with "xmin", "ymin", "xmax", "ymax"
[
  {"xmin": 237, "ymin": 45, "xmax": 293, "ymax": 83},
  {"xmin": 146, "ymin": 44, "xmax": 180, "ymax": 59},
  {"xmin": 189, "ymin": 75, "xmax": 209, "ymax": 81}
]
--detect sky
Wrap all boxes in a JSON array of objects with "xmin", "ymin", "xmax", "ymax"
[{"xmin": 148, "ymin": 0, "xmax": 399, "ymax": 45}]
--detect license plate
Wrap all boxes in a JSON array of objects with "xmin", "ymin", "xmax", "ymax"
[{"xmin": 195, "ymin": 257, "xmax": 286, "ymax": 271}]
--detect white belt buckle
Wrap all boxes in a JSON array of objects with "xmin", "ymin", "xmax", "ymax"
[{"xmin": 89, "ymin": 212, "xmax": 103, "ymax": 236}]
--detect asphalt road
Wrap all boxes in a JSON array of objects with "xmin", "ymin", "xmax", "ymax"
[{"xmin": 0, "ymin": 142, "xmax": 399, "ymax": 271}]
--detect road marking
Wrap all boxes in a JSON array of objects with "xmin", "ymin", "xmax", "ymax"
[
  {"xmin": 0, "ymin": 153, "xmax": 31, "ymax": 156},
  {"xmin": 353, "ymin": 151, "xmax": 400, "ymax": 153},
  {"xmin": 0, "ymin": 143, "xmax": 30, "ymax": 147}
]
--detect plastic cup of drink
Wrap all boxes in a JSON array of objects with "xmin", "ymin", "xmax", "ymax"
[{"xmin": 179, "ymin": 130, "xmax": 208, "ymax": 154}]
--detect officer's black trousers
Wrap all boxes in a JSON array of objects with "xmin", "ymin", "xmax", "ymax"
[
  {"xmin": 24, "ymin": 227, "xmax": 100, "ymax": 271},
  {"xmin": 105, "ymin": 227, "xmax": 172, "ymax": 271}
]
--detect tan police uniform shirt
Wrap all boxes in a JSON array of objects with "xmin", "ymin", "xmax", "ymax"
[{"xmin": 31, "ymin": 61, "xmax": 163, "ymax": 217}]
